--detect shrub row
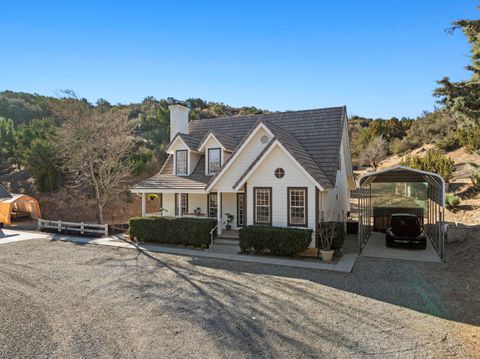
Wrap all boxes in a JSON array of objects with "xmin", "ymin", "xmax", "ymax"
[
  {"xmin": 239, "ymin": 225, "xmax": 313, "ymax": 256},
  {"xmin": 128, "ymin": 216, "xmax": 217, "ymax": 248}
]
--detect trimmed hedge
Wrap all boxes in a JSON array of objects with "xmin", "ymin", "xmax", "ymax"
[
  {"xmin": 318, "ymin": 222, "xmax": 345, "ymax": 250},
  {"xmin": 239, "ymin": 225, "xmax": 313, "ymax": 256},
  {"xmin": 129, "ymin": 216, "xmax": 217, "ymax": 248}
]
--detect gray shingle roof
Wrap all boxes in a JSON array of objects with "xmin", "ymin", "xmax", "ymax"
[
  {"xmin": 167, "ymin": 133, "xmax": 201, "ymax": 151},
  {"xmin": 204, "ymin": 131, "xmax": 238, "ymax": 151},
  {"xmin": 0, "ymin": 184, "xmax": 12, "ymax": 199},
  {"xmin": 135, "ymin": 107, "xmax": 346, "ymax": 191},
  {"xmin": 133, "ymin": 155, "xmax": 210, "ymax": 190}
]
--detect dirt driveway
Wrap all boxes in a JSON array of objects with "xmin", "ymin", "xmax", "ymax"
[{"xmin": 0, "ymin": 238, "xmax": 479, "ymax": 358}]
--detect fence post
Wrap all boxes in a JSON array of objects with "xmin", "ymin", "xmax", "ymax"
[
  {"xmin": 104, "ymin": 224, "xmax": 108, "ymax": 236},
  {"xmin": 37, "ymin": 218, "xmax": 42, "ymax": 230},
  {"xmin": 80, "ymin": 222, "xmax": 84, "ymax": 234},
  {"xmin": 57, "ymin": 220, "xmax": 62, "ymax": 233}
]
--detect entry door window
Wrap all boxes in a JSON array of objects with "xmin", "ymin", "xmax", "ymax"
[
  {"xmin": 237, "ymin": 193, "xmax": 244, "ymax": 227},
  {"xmin": 208, "ymin": 193, "xmax": 218, "ymax": 218}
]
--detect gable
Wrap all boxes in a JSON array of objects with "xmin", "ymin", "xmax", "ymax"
[{"xmin": 208, "ymin": 126, "xmax": 272, "ymax": 192}]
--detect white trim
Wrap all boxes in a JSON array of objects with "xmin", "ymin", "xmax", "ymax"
[
  {"xmin": 198, "ymin": 133, "xmax": 226, "ymax": 153},
  {"xmin": 206, "ymin": 122, "xmax": 274, "ymax": 191},
  {"xmin": 206, "ymin": 147, "xmax": 222, "ymax": 176},
  {"xmin": 166, "ymin": 136, "xmax": 190, "ymax": 154},
  {"xmin": 341, "ymin": 111, "xmax": 356, "ymax": 189},
  {"xmin": 232, "ymin": 140, "xmax": 325, "ymax": 192},
  {"xmin": 131, "ymin": 188, "xmax": 209, "ymax": 194}
]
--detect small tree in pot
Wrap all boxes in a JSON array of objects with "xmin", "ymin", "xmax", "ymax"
[
  {"xmin": 224, "ymin": 212, "xmax": 235, "ymax": 230},
  {"xmin": 318, "ymin": 212, "xmax": 337, "ymax": 263}
]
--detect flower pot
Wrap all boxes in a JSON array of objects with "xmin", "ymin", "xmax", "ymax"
[
  {"xmin": 320, "ymin": 249, "xmax": 334, "ymax": 263},
  {"xmin": 226, "ymin": 224, "xmax": 232, "ymax": 230}
]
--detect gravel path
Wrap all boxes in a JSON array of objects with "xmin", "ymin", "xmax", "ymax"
[{"xmin": 0, "ymin": 239, "xmax": 478, "ymax": 358}]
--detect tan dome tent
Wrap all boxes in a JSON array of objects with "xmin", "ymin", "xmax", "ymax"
[{"xmin": 0, "ymin": 185, "xmax": 41, "ymax": 226}]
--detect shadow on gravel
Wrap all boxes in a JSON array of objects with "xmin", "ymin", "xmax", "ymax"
[
  {"xmin": 124, "ymin": 243, "xmax": 376, "ymax": 357},
  {"xmin": 185, "ymin": 254, "xmax": 480, "ymax": 328}
]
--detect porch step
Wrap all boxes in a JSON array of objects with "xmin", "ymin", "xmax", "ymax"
[
  {"xmin": 209, "ymin": 237, "xmax": 241, "ymax": 255},
  {"xmin": 214, "ymin": 238, "xmax": 240, "ymax": 245},
  {"xmin": 220, "ymin": 230, "xmax": 240, "ymax": 239}
]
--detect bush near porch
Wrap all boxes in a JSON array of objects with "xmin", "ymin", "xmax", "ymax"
[
  {"xmin": 239, "ymin": 226, "xmax": 313, "ymax": 256},
  {"xmin": 128, "ymin": 216, "xmax": 217, "ymax": 248}
]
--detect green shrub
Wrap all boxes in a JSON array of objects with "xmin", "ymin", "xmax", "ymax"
[
  {"xmin": 318, "ymin": 222, "xmax": 345, "ymax": 250},
  {"xmin": 239, "ymin": 225, "xmax": 312, "ymax": 256},
  {"xmin": 401, "ymin": 149, "xmax": 455, "ymax": 183},
  {"xmin": 129, "ymin": 216, "xmax": 217, "ymax": 248},
  {"xmin": 445, "ymin": 194, "xmax": 461, "ymax": 210},
  {"xmin": 436, "ymin": 132, "xmax": 461, "ymax": 152},
  {"xmin": 471, "ymin": 168, "xmax": 480, "ymax": 190}
]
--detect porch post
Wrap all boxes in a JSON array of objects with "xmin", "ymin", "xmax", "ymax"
[
  {"xmin": 141, "ymin": 193, "xmax": 146, "ymax": 217},
  {"xmin": 217, "ymin": 192, "xmax": 222, "ymax": 235}
]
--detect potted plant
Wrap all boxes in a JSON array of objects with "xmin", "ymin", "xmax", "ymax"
[
  {"xmin": 147, "ymin": 193, "xmax": 158, "ymax": 201},
  {"xmin": 224, "ymin": 212, "xmax": 235, "ymax": 230},
  {"xmin": 159, "ymin": 208, "xmax": 168, "ymax": 216},
  {"xmin": 318, "ymin": 220, "xmax": 336, "ymax": 263}
]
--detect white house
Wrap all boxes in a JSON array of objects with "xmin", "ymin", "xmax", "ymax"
[{"xmin": 131, "ymin": 105, "xmax": 355, "ymax": 249}]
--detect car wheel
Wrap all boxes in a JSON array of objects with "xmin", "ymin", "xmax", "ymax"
[
  {"xmin": 386, "ymin": 237, "xmax": 393, "ymax": 248},
  {"xmin": 419, "ymin": 242, "xmax": 427, "ymax": 250}
]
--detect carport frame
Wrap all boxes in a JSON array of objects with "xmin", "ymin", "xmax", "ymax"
[{"xmin": 357, "ymin": 166, "xmax": 445, "ymax": 260}]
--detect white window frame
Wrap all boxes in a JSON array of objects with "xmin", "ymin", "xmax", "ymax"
[
  {"xmin": 207, "ymin": 148, "xmax": 221, "ymax": 175},
  {"xmin": 176, "ymin": 150, "xmax": 188, "ymax": 175},
  {"xmin": 288, "ymin": 187, "xmax": 307, "ymax": 227},
  {"xmin": 254, "ymin": 187, "xmax": 271, "ymax": 225}
]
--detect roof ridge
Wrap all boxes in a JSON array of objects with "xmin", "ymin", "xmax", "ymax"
[{"xmin": 189, "ymin": 106, "xmax": 346, "ymax": 125}]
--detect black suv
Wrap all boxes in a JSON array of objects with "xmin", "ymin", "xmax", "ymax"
[{"xmin": 386, "ymin": 214, "xmax": 427, "ymax": 249}]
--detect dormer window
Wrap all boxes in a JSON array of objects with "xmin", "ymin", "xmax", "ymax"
[
  {"xmin": 208, "ymin": 148, "xmax": 221, "ymax": 175},
  {"xmin": 176, "ymin": 150, "xmax": 187, "ymax": 175}
]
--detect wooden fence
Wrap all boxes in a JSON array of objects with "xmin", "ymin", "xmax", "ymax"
[{"xmin": 38, "ymin": 219, "xmax": 108, "ymax": 236}]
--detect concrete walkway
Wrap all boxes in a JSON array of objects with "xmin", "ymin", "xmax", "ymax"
[
  {"xmin": 361, "ymin": 231, "xmax": 441, "ymax": 263},
  {"xmin": 0, "ymin": 228, "xmax": 357, "ymax": 272}
]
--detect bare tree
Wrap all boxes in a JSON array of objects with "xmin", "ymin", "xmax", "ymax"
[
  {"xmin": 50, "ymin": 95, "xmax": 135, "ymax": 224},
  {"xmin": 359, "ymin": 136, "xmax": 388, "ymax": 171}
]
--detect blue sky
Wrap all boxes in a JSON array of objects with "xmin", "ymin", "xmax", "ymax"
[{"xmin": 1, "ymin": 1, "xmax": 478, "ymax": 118}]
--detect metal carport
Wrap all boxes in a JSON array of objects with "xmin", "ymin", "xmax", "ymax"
[{"xmin": 357, "ymin": 166, "xmax": 445, "ymax": 260}]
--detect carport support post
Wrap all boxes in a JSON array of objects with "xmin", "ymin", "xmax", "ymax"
[{"xmin": 141, "ymin": 193, "xmax": 146, "ymax": 217}]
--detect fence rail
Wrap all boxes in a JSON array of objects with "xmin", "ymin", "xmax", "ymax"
[{"xmin": 38, "ymin": 219, "xmax": 108, "ymax": 236}]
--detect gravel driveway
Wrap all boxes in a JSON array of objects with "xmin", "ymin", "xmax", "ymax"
[{"xmin": 0, "ymin": 239, "xmax": 478, "ymax": 358}]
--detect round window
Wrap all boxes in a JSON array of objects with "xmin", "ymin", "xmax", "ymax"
[
  {"xmin": 274, "ymin": 168, "xmax": 285, "ymax": 178},
  {"xmin": 260, "ymin": 135, "xmax": 269, "ymax": 144}
]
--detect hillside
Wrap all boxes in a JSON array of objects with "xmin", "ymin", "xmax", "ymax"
[
  {"xmin": 1, "ymin": 90, "xmax": 480, "ymax": 225},
  {"xmin": 360, "ymin": 145, "xmax": 480, "ymax": 225}
]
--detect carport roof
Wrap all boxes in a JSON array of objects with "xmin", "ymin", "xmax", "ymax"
[
  {"xmin": 359, "ymin": 166, "xmax": 445, "ymax": 185},
  {"xmin": 358, "ymin": 165, "xmax": 445, "ymax": 205}
]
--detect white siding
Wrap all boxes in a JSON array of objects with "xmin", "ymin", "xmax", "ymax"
[
  {"xmin": 162, "ymin": 193, "xmax": 176, "ymax": 216},
  {"xmin": 319, "ymin": 129, "xmax": 350, "ymax": 222},
  {"xmin": 213, "ymin": 127, "xmax": 271, "ymax": 192}
]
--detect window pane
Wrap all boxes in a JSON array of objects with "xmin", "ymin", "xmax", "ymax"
[
  {"xmin": 255, "ymin": 189, "xmax": 270, "ymax": 223},
  {"xmin": 208, "ymin": 149, "xmax": 221, "ymax": 174},
  {"xmin": 289, "ymin": 189, "xmax": 306, "ymax": 225},
  {"xmin": 176, "ymin": 151, "xmax": 187, "ymax": 175}
]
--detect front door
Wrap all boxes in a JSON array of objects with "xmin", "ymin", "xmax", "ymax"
[{"xmin": 237, "ymin": 193, "xmax": 245, "ymax": 227}]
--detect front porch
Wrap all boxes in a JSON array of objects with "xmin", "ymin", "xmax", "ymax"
[{"xmin": 138, "ymin": 191, "xmax": 245, "ymax": 236}]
